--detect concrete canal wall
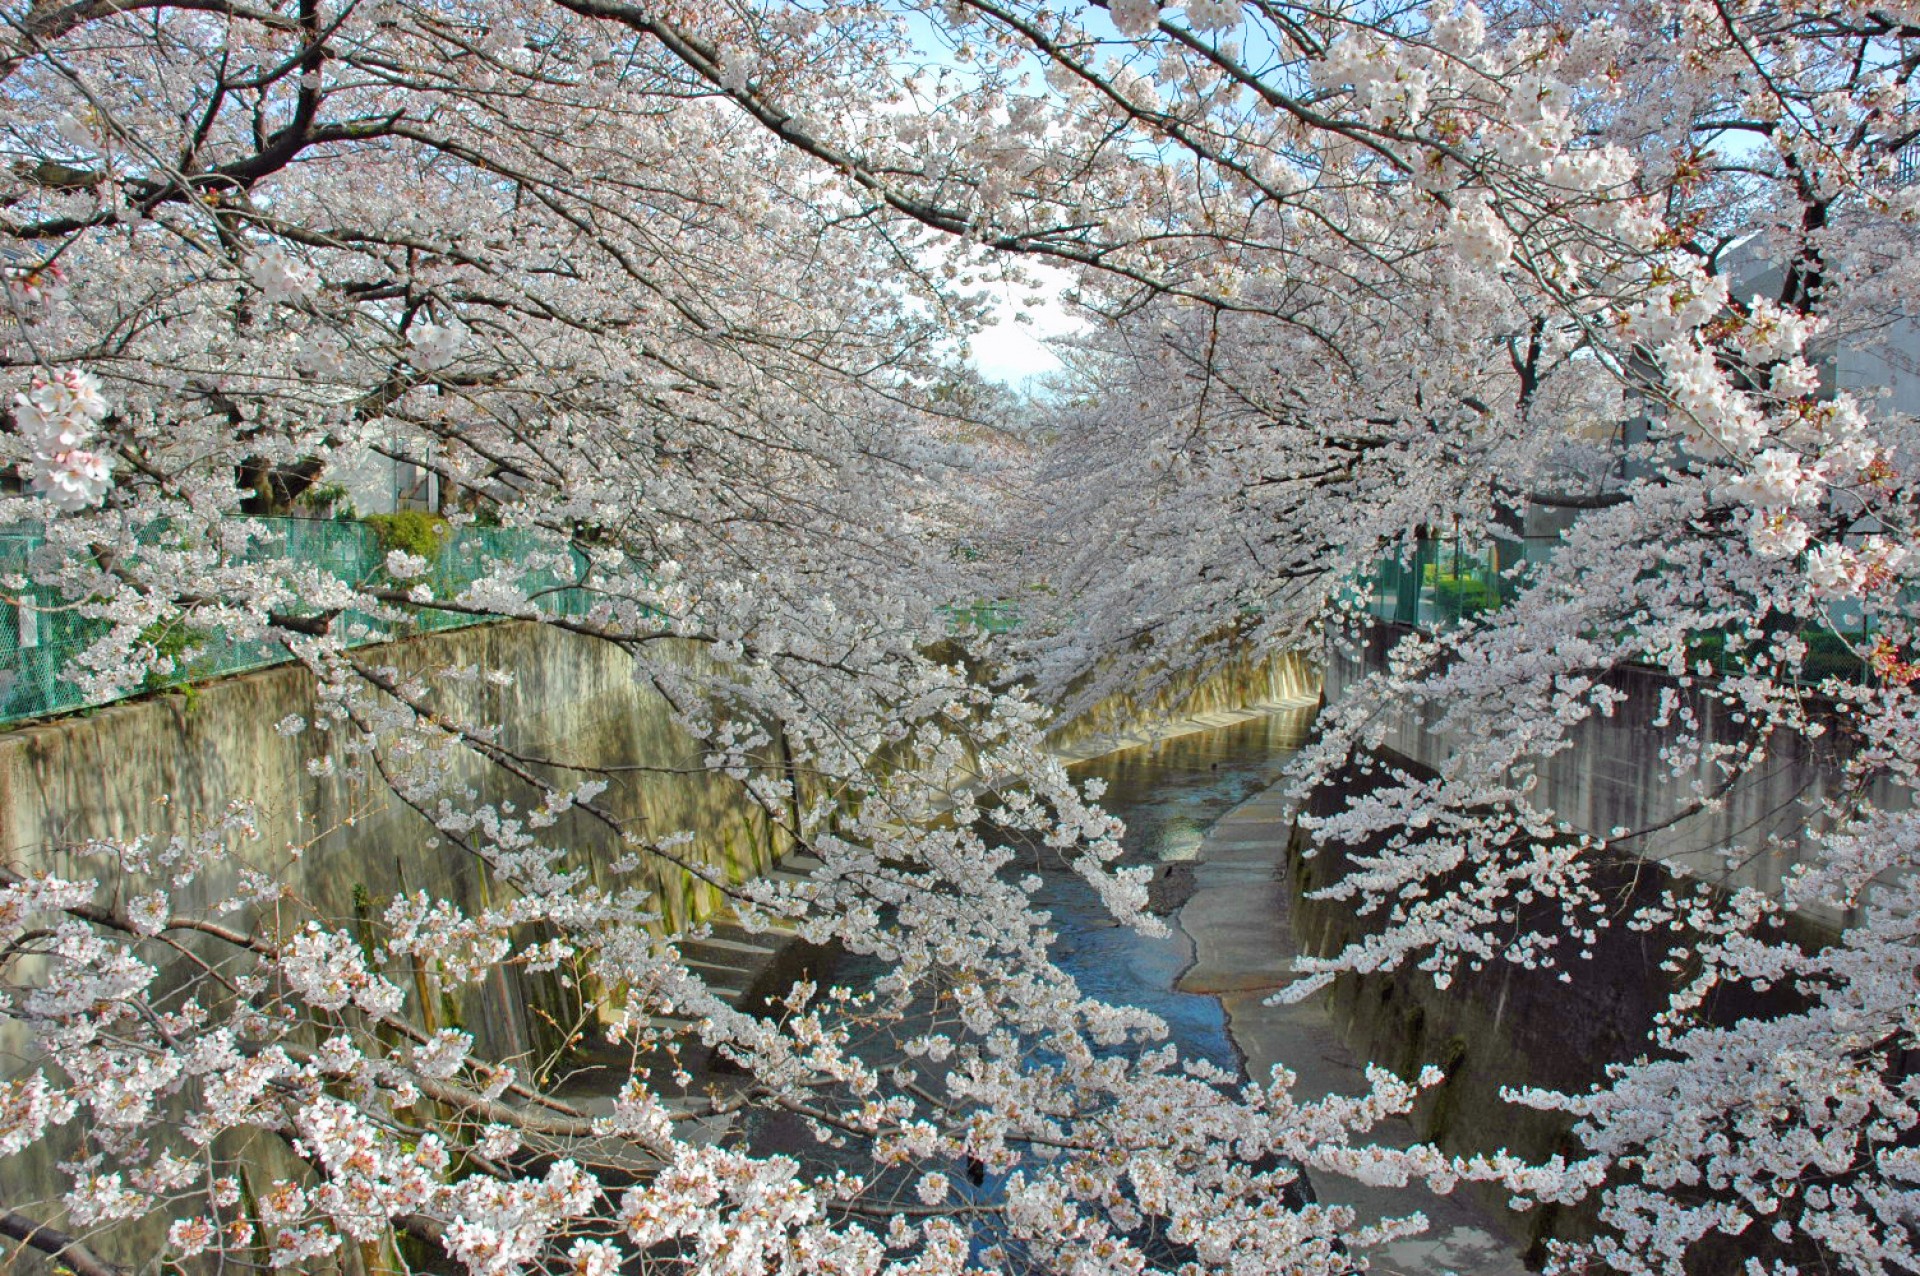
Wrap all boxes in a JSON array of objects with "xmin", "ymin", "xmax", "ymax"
[
  {"xmin": 1048, "ymin": 647, "xmax": 1322, "ymax": 759},
  {"xmin": 1325, "ymin": 623, "xmax": 1878, "ymax": 926},
  {"xmin": 1, "ymin": 621, "xmax": 786, "ymax": 1065},
  {"xmin": 0, "ymin": 621, "xmax": 792, "ymax": 1272},
  {"xmin": 1284, "ymin": 763, "xmax": 1831, "ymax": 1270},
  {"xmin": 1292, "ymin": 624, "xmax": 1844, "ymax": 1268},
  {"xmin": 0, "ymin": 621, "xmax": 1311, "ymax": 1273}
]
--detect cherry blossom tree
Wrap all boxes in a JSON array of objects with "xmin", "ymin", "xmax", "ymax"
[
  {"xmin": 9, "ymin": 0, "xmax": 1920, "ymax": 1269},
  {"xmin": 957, "ymin": 0, "xmax": 1920, "ymax": 1272},
  {"xmin": 0, "ymin": 0, "xmax": 1526, "ymax": 1271}
]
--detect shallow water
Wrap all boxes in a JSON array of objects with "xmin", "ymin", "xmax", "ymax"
[
  {"xmin": 1034, "ymin": 708, "xmax": 1317, "ymax": 1073},
  {"xmin": 714, "ymin": 702, "xmax": 1535, "ymax": 1276},
  {"xmin": 734, "ymin": 705, "xmax": 1319, "ymax": 1161}
]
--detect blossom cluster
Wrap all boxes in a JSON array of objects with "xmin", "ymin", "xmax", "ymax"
[
  {"xmin": 7, "ymin": 0, "xmax": 1920, "ymax": 1270},
  {"xmin": 11, "ymin": 369, "xmax": 113, "ymax": 510}
]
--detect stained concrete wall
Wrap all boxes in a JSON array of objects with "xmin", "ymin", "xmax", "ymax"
[
  {"xmin": 1047, "ymin": 648, "xmax": 1322, "ymax": 757},
  {"xmin": 0, "ymin": 621, "xmax": 1312, "ymax": 1273},
  {"xmin": 1287, "ymin": 756, "xmax": 1830, "ymax": 1273},
  {"xmin": 3, "ymin": 621, "xmax": 788, "ymax": 1061},
  {"xmin": 0, "ymin": 621, "xmax": 790, "ymax": 1273},
  {"xmin": 1326, "ymin": 623, "xmax": 1879, "ymax": 927},
  {"xmin": 1304, "ymin": 624, "xmax": 1842, "ymax": 1270}
]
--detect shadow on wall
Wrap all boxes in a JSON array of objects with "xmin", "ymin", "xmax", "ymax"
[
  {"xmin": 1046, "ymin": 647, "xmax": 1323, "ymax": 759},
  {"xmin": 1325, "ymin": 623, "xmax": 1885, "ymax": 929},
  {"xmin": 1287, "ymin": 743, "xmax": 1836, "ymax": 1272},
  {"xmin": 0, "ymin": 621, "xmax": 792, "ymax": 1271}
]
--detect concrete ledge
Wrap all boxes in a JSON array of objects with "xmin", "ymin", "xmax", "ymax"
[
  {"xmin": 1050, "ymin": 694, "xmax": 1322, "ymax": 764},
  {"xmin": 1176, "ymin": 780, "xmax": 1531, "ymax": 1276}
]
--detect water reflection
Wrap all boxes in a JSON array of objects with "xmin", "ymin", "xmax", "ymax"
[
  {"xmin": 1037, "ymin": 706, "xmax": 1318, "ymax": 1072},
  {"xmin": 732, "ymin": 701, "xmax": 1314, "ymax": 1125}
]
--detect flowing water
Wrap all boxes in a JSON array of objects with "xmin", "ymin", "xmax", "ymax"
[
  {"xmin": 733, "ymin": 704, "xmax": 1323, "ymax": 1193},
  {"xmin": 1031, "ymin": 707, "xmax": 1318, "ymax": 1075}
]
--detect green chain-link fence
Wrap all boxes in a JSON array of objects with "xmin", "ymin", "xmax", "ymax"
[
  {"xmin": 17, "ymin": 516, "xmax": 1879, "ymax": 728},
  {"xmin": 1357, "ymin": 534, "xmax": 1877, "ymax": 681},
  {"xmin": 939, "ymin": 600, "xmax": 1021, "ymax": 634},
  {"xmin": 0, "ymin": 517, "xmax": 593, "ymax": 727}
]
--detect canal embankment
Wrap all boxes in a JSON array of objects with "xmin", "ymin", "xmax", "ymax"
[
  {"xmin": 1177, "ymin": 783, "xmax": 1532, "ymax": 1276},
  {"xmin": 1285, "ymin": 625, "xmax": 1848, "ymax": 1271},
  {"xmin": 0, "ymin": 618, "xmax": 1322, "ymax": 1273}
]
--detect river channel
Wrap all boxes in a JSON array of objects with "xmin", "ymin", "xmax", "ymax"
[
  {"xmin": 729, "ymin": 709, "xmax": 1325, "ymax": 1215},
  {"xmin": 1032, "ymin": 707, "xmax": 1321, "ymax": 1074},
  {"xmin": 719, "ymin": 703, "xmax": 1534, "ymax": 1274}
]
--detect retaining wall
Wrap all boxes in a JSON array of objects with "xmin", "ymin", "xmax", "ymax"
[
  {"xmin": 0, "ymin": 622, "xmax": 788, "ymax": 1273},
  {"xmin": 1326, "ymin": 624, "xmax": 1882, "ymax": 926},
  {"xmin": 0, "ymin": 621, "xmax": 1310, "ymax": 1273},
  {"xmin": 1287, "ymin": 757, "xmax": 1830, "ymax": 1271},
  {"xmin": 1299, "ymin": 625, "xmax": 1847, "ymax": 1269},
  {"xmin": 1047, "ymin": 647, "xmax": 1322, "ymax": 758}
]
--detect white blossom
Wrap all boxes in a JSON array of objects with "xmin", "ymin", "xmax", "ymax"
[
  {"xmin": 1185, "ymin": 0, "xmax": 1240, "ymax": 31},
  {"xmin": 245, "ymin": 250, "xmax": 321, "ymax": 302},
  {"xmin": 1109, "ymin": 0, "xmax": 1159, "ymax": 36},
  {"xmin": 407, "ymin": 320, "xmax": 468, "ymax": 370}
]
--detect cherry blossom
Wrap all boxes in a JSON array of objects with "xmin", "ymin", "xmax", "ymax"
[{"xmin": 4, "ymin": 0, "xmax": 1920, "ymax": 1270}]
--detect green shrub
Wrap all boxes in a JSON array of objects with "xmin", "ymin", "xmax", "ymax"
[
  {"xmin": 299, "ymin": 481, "xmax": 354, "ymax": 519},
  {"xmin": 365, "ymin": 511, "xmax": 449, "ymax": 562},
  {"xmin": 1801, "ymin": 629, "xmax": 1869, "ymax": 683},
  {"xmin": 136, "ymin": 617, "xmax": 210, "ymax": 701},
  {"xmin": 1673, "ymin": 629, "xmax": 1867, "ymax": 683},
  {"xmin": 1427, "ymin": 569, "xmax": 1502, "ymax": 621},
  {"xmin": 1685, "ymin": 631, "xmax": 1731, "ymax": 671}
]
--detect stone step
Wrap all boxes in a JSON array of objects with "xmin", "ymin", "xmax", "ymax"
[
  {"xmin": 708, "ymin": 910, "xmax": 799, "ymax": 939},
  {"xmin": 683, "ymin": 963, "xmax": 753, "ymax": 1002},
  {"xmin": 681, "ymin": 953, "xmax": 755, "ymax": 979},
  {"xmin": 679, "ymin": 934, "xmax": 781, "ymax": 961},
  {"xmin": 640, "ymin": 1013, "xmax": 695, "ymax": 1032}
]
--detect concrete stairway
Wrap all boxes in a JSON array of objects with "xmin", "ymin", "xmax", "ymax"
[{"xmin": 545, "ymin": 849, "xmax": 834, "ymax": 1157}]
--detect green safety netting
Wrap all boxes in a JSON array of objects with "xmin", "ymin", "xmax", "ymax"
[
  {"xmin": 939, "ymin": 600, "xmax": 1021, "ymax": 635},
  {"xmin": 0, "ymin": 516, "xmax": 1026, "ymax": 728},
  {"xmin": 18, "ymin": 518, "xmax": 1874, "ymax": 727},
  {"xmin": 1355, "ymin": 535, "xmax": 1879, "ymax": 682},
  {"xmin": 0, "ymin": 517, "xmax": 593, "ymax": 727}
]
